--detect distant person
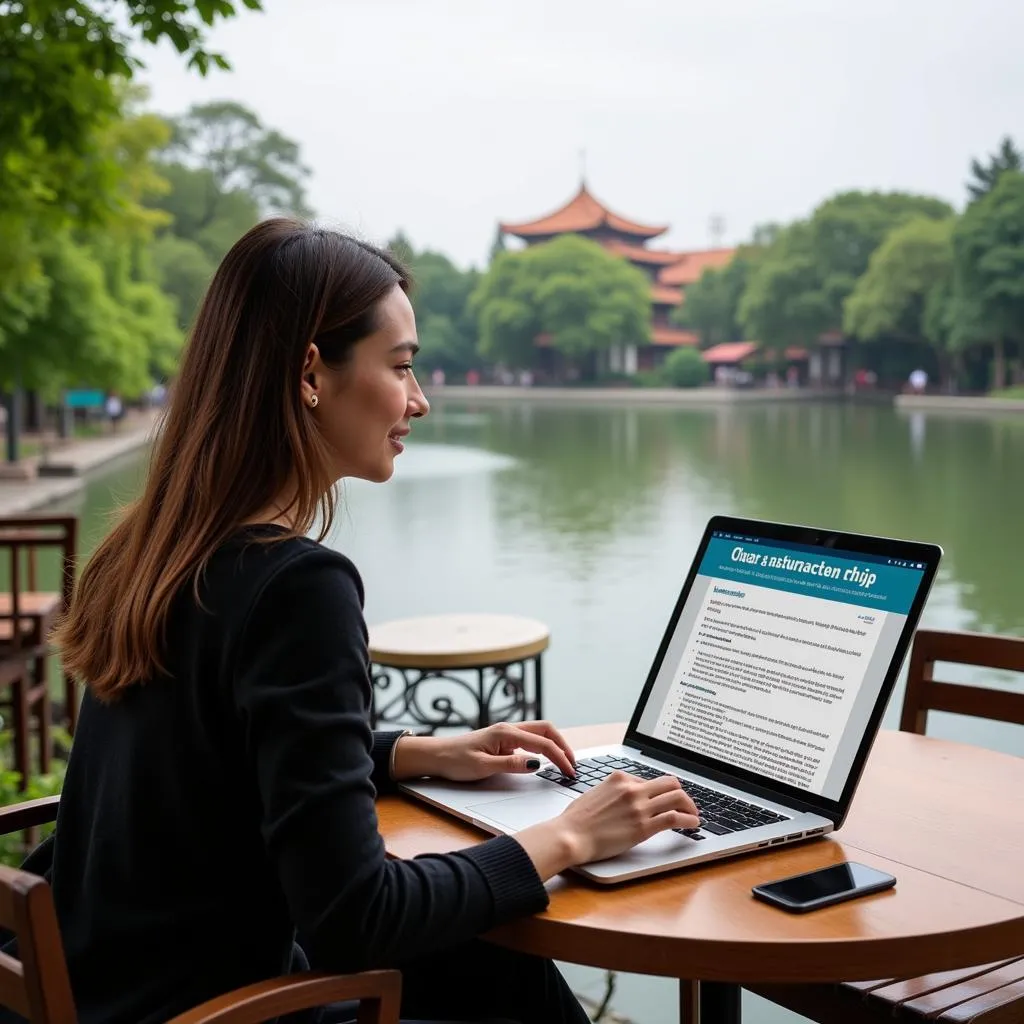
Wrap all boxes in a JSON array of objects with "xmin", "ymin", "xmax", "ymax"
[
  {"xmin": 466, "ymin": 367, "xmax": 480, "ymax": 386},
  {"xmin": 909, "ymin": 368, "xmax": 928, "ymax": 394},
  {"xmin": 431, "ymin": 367, "xmax": 445, "ymax": 387},
  {"xmin": 104, "ymin": 392, "xmax": 124, "ymax": 431},
  {"xmin": 34, "ymin": 220, "xmax": 696, "ymax": 1024}
]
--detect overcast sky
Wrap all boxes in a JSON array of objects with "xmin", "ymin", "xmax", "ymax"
[{"xmin": 138, "ymin": 0, "xmax": 1024, "ymax": 268}]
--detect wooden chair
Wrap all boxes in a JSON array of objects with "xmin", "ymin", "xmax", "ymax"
[
  {"xmin": 0, "ymin": 796, "xmax": 401, "ymax": 1024},
  {"xmin": 751, "ymin": 628, "xmax": 1024, "ymax": 1023},
  {"xmin": 0, "ymin": 517, "xmax": 78, "ymax": 787}
]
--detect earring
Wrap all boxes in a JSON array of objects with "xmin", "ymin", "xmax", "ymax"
[{"xmin": 309, "ymin": 394, "xmax": 319, "ymax": 408}]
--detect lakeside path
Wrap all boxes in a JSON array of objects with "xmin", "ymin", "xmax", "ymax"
[
  {"xmin": 896, "ymin": 393, "xmax": 1024, "ymax": 414},
  {"xmin": 423, "ymin": 384, "xmax": 840, "ymax": 405},
  {"xmin": 0, "ymin": 411, "xmax": 159, "ymax": 517}
]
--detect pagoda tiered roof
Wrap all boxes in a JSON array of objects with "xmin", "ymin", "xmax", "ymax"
[
  {"xmin": 500, "ymin": 184, "xmax": 669, "ymax": 241},
  {"xmin": 658, "ymin": 248, "xmax": 735, "ymax": 286}
]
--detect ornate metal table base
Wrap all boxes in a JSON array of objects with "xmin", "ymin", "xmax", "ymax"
[{"xmin": 370, "ymin": 656, "xmax": 544, "ymax": 734}]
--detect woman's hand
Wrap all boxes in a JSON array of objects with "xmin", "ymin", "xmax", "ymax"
[
  {"xmin": 390, "ymin": 721, "xmax": 576, "ymax": 782},
  {"xmin": 514, "ymin": 772, "xmax": 701, "ymax": 880}
]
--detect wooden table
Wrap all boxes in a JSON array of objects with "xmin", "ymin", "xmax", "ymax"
[
  {"xmin": 367, "ymin": 613, "xmax": 549, "ymax": 734},
  {"xmin": 377, "ymin": 723, "xmax": 1024, "ymax": 1023}
]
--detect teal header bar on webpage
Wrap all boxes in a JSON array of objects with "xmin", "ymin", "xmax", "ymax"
[{"xmin": 698, "ymin": 537, "xmax": 924, "ymax": 614}]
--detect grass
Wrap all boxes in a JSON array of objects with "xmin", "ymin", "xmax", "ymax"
[{"xmin": 991, "ymin": 385, "xmax": 1024, "ymax": 400}]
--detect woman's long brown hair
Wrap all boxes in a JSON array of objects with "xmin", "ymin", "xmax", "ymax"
[{"xmin": 53, "ymin": 218, "xmax": 409, "ymax": 699}]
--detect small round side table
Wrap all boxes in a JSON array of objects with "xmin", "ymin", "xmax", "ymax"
[{"xmin": 367, "ymin": 613, "xmax": 549, "ymax": 734}]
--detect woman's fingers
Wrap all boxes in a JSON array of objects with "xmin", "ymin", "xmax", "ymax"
[
  {"xmin": 499, "ymin": 727, "xmax": 575, "ymax": 777},
  {"xmin": 513, "ymin": 720, "xmax": 576, "ymax": 769}
]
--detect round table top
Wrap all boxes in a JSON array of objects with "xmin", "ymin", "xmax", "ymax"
[
  {"xmin": 367, "ymin": 613, "xmax": 550, "ymax": 670},
  {"xmin": 376, "ymin": 723, "xmax": 1024, "ymax": 984}
]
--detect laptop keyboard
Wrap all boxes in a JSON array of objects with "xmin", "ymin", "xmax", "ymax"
[{"xmin": 536, "ymin": 755, "xmax": 789, "ymax": 840}]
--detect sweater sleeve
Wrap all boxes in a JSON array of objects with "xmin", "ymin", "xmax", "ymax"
[{"xmin": 232, "ymin": 545, "xmax": 549, "ymax": 971}]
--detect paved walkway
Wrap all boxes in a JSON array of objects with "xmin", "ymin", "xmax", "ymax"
[
  {"xmin": 0, "ymin": 411, "xmax": 160, "ymax": 517},
  {"xmin": 425, "ymin": 384, "xmax": 841, "ymax": 405}
]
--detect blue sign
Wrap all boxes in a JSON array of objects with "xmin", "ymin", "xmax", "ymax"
[{"xmin": 65, "ymin": 389, "xmax": 105, "ymax": 409}]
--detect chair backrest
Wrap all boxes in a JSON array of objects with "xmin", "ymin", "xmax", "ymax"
[
  {"xmin": 0, "ymin": 865, "xmax": 77, "ymax": 1024},
  {"xmin": 0, "ymin": 517, "xmax": 78, "ymax": 605},
  {"xmin": 0, "ymin": 797, "xmax": 401, "ymax": 1023},
  {"xmin": 900, "ymin": 629, "xmax": 1024, "ymax": 735}
]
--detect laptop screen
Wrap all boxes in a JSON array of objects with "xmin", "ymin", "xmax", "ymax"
[{"xmin": 634, "ymin": 528, "xmax": 930, "ymax": 802}]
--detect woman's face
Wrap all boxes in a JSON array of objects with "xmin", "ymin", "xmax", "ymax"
[{"xmin": 304, "ymin": 285, "xmax": 429, "ymax": 482}]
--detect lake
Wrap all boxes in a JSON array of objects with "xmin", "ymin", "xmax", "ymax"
[{"xmin": 46, "ymin": 397, "xmax": 1024, "ymax": 1024}]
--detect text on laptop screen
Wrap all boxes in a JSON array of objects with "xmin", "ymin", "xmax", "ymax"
[{"xmin": 636, "ymin": 532, "xmax": 927, "ymax": 800}]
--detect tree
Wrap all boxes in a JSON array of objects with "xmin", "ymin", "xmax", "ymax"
[
  {"xmin": 674, "ymin": 250, "xmax": 757, "ymax": 346},
  {"xmin": 843, "ymin": 218, "xmax": 955, "ymax": 386},
  {"xmin": 0, "ymin": 91, "xmax": 182, "ymax": 460},
  {"xmin": 662, "ymin": 347, "xmax": 708, "ymax": 388},
  {"xmin": 386, "ymin": 234, "xmax": 480, "ymax": 374},
  {"xmin": 952, "ymin": 171, "xmax": 1024, "ymax": 390},
  {"xmin": 967, "ymin": 136, "xmax": 1023, "ymax": 203},
  {"xmin": 0, "ymin": 1, "xmax": 263, "ymax": 293},
  {"xmin": 470, "ymin": 236, "xmax": 651, "ymax": 374},
  {"xmin": 411, "ymin": 254, "xmax": 479, "ymax": 375},
  {"xmin": 740, "ymin": 192, "xmax": 953, "ymax": 348},
  {"xmin": 147, "ymin": 100, "xmax": 312, "ymax": 326},
  {"xmin": 161, "ymin": 101, "xmax": 312, "ymax": 218},
  {"xmin": 488, "ymin": 225, "xmax": 507, "ymax": 264}
]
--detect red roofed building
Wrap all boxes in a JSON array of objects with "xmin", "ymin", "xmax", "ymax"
[{"xmin": 500, "ymin": 182, "xmax": 735, "ymax": 374}]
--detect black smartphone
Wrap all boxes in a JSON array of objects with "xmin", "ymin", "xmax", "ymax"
[{"xmin": 751, "ymin": 862, "xmax": 896, "ymax": 913}]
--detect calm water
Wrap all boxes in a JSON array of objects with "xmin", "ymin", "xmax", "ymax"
[{"xmin": 46, "ymin": 400, "xmax": 1024, "ymax": 1024}]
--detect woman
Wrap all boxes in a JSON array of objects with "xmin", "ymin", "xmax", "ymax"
[{"xmin": 48, "ymin": 219, "xmax": 700, "ymax": 1024}]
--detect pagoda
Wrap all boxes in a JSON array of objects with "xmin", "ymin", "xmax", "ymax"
[{"xmin": 499, "ymin": 182, "xmax": 735, "ymax": 374}]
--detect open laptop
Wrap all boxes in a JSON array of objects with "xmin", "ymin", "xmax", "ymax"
[{"xmin": 401, "ymin": 516, "xmax": 942, "ymax": 883}]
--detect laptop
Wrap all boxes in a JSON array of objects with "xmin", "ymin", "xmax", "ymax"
[{"xmin": 401, "ymin": 516, "xmax": 942, "ymax": 884}]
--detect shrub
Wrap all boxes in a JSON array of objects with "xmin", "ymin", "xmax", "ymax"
[{"xmin": 662, "ymin": 347, "xmax": 709, "ymax": 388}]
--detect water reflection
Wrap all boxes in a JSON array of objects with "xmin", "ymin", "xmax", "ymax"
[
  {"xmin": 34, "ymin": 401, "xmax": 1024, "ymax": 1024},
  {"xmin": 415, "ymin": 399, "xmax": 1023, "ymax": 638}
]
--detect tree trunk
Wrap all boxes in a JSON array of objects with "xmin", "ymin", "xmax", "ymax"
[
  {"xmin": 992, "ymin": 338, "xmax": 1006, "ymax": 391},
  {"xmin": 25, "ymin": 390, "xmax": 42, "ymax": 431}
]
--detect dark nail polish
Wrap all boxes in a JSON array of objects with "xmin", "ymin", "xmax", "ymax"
[{"xmin": 526, "ymin": 758, "xmax": 541, "ymax": 770}]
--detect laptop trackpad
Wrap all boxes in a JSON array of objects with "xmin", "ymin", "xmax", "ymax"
[{"xmin": 466, "ymin": 790, "xmax": 574, "ymax": 831}]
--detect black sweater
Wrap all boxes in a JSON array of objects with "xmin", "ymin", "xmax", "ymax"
[{"xmin": 43, "ymin": 529, "xmax": 548, "ymax": 1024}]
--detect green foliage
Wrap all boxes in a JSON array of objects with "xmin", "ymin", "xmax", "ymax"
[
  {"xmin": 953, "ymin": 172, "xmax": 1024, "ymax": 338},
  {"xmin": 0, "ymin": 729, "xmax": 69, "ymax": 868},
  {"xmin": 471, "ymin": 235, "xmax": 651, "ymax": 367},
  {"xmin": 0, "ymin": 92, "xmax": 182, "ymax": 398},
  {"xmin": 661, "ymin": 347, "xmax": 708, "ymax": 388},
  {"xmin": 408, "ymin": 251, "xmax": 480, "ymax": 375},
  {"xmin": 0, "ymin": 1, "xmax": 264, "ymax": 292},
  {"xmin": 740, "ymin": 192, "xmax": 953, "ymax": 348},
  {"xmin": 161, "ymin": 101, "xmax": 312, "ymax": 218},
  {"xmin": 147, "ymin": 100, "xmax": 312, "ymax": 326},
  {"xmin": 149, "ymin": 234, "xmax": 217, "ymax": 329},
  {"xmin": 967, "ymin": 137, "xmax": 1023, "ymax": 203},
  {"xmin": 674, "ymin": 249, "xmax": 757, "ymax": 346},
  {"xmin": 844, "ymin": 217, "xmax": 955, "ymax": 346},
  {"xmin": 952, "ymin": 171, "xmax": 1024, "ymax": 388}
]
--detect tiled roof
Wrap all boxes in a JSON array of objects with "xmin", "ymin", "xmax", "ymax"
[
  {"xmin": 651, "ymin": 285, "xmax": 683, "ymax": 306},
  {"xmin": 651, "ymin": 326, "xmax": 700, "ymax": 347},
  {"xmin": 658, "ymin": 248, "xmax": 736, "ymax": 286},
  {"xmin": 702, "ymin": 341, "xmax": 759, "ymax": 364},
  {"xmin": 602, "ymin": 240, "xmax": 684, "ymax": 265},
  {"xmin": 500, "ymin": 184, "xmax": 669, "ymax": 240}
]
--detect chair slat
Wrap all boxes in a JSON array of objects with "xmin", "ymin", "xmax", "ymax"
[
  {"xmin": 895, "ymin": 960, "xmax": 1024, "ymax": 1018},
  {"xmin": 924, "ymin": 681, "xmax": 1024, "ymax": 726},
  {"xmin": 863, "ymin": 958, "xmax": 1023, "ymax": 1007},
  {"xmin": 0, "ymin": 952, "xmax": 30, "ymax": 1019},
  {"xmin": 166, "ymin": 969, "xmax": 402, "ymax": 1024},
  {"xmin": 937, "ymin": 978, "xmax": 1024, "ymax": 1022}
]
